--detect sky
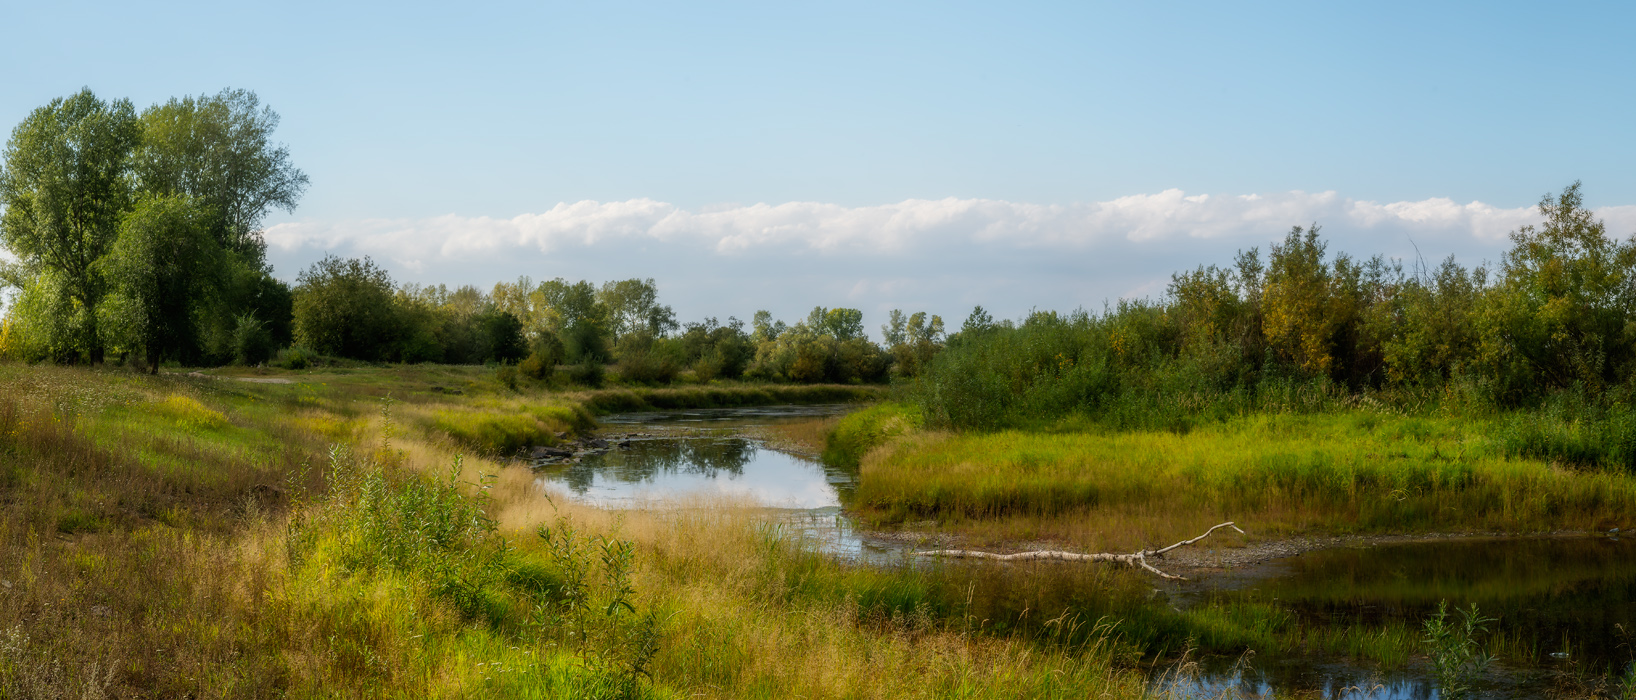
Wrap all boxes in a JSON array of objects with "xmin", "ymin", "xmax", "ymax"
[{"xmin": 5, "ymin": 1, "xmax": 1635, "ymax": 332}]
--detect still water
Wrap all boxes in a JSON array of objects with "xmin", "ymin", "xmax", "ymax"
[
  {"xmin": 533, "ymin": 404, "xmax": 1636, "ymax": 698},
  {"xmin": 532, "ymin": 404, "xmax": 858, "ymax": 508}
]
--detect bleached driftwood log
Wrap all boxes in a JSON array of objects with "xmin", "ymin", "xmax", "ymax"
[{"xmin": 915, "ymin": 521, "xmax": 1245, "ymax": 580}]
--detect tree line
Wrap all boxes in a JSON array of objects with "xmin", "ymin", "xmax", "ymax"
[
  {"xmin": 289, "ymin": 258, "xmax": 941, "ymax": 386},
  {"xmin": 0, "ymin": 88, "xmax": 947, "ymax": 382},
  {"xmin": 913, "ymin": 183, "xmax": 1636, "ymax": 429}
]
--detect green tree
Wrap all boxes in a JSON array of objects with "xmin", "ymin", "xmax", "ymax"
[
  {"xmin": 134, "ymin": 89, "xmax": 308, "ymax": 261},
  {"xmin": 98, "ymin": 195, "xmax": 220, "ymax": 372},
  {"xmin": 292, "ymin": 255, "xmax": 399, "ymax": 360},
  {"xmin": 598, "ymin": 278, "xmax": 676, "ymax": 342},
  {"xmin": 540, "ymin": 279, "xmax": 611, "ymax": 362},
  {"xmin": 1261, "ymin": 225, "xmax": 1338, "ymax": 377},
  {"xmin": 882, "ymin": 309, "xmax": 945, "ymax": 377},
  {"xmin": 0, "ymin": 89, "xmax": 141, "ymax": 362},
  {"xmin": 807, "ymin": 306, "xmax": 865, "ymax": 341},
  {"xmin": 1477, "ymin": 182, "xmax": 1636, "ymax": 398}
]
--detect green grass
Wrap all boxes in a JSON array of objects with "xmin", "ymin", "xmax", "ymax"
[
  {"xmin": 852, "ymin": 410, "xmax": 1636, "ymax": 549},
  {"xmin": 0, "ymin": 363, "xmax": 1159, "ymax": 699},
  {"xmin": 823, "ymin": 402, "xmax": 923, "ymax": 468}
]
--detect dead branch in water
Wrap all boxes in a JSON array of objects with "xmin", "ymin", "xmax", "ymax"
[{"xmin": 914, "ymin": 521, "xmax": 1245, "ymax": 580}]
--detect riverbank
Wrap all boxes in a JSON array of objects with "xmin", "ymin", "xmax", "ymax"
[
  {"xmin": 835, "ymin": 402, "xmax": 1636, "ymax": 557},
  {"xmin": 0, "ymin": 364, "xmax": 1152, "ymax": 699}
]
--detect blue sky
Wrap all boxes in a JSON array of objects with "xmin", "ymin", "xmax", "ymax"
[{"xmin": 5, "ymin": 1, "xmax": 1635, "ymax": 330}]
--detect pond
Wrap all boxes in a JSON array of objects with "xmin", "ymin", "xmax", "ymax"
[
  {"xmin": 531, "ymin": 404, "xmax": 913, "ymax": 563},
  {"xmin": 1165, "ymin": 535, "xmax": 1636, "ymax": 698},
  {"xmin": 532, "ymin": 404, "xmax": 1636, "ymax": 699}
]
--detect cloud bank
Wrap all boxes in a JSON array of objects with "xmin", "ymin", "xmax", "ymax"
[{"xmin": 262, "ymin": 191, "xmax": 1636, "ymax": 331}]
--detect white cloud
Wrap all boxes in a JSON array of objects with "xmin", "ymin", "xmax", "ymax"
[{"xmin": 261, "ymin": 190, "xmax": 1636, "ymax": 330}]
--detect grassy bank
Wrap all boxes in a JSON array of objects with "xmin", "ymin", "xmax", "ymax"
[
  {"xmin": 846, "ymin": 402, "xmax": 1636, "ymax": 552},
  {"xmin": 0, "ymin": 364, "xmax": 1156, "ymax": 699}
]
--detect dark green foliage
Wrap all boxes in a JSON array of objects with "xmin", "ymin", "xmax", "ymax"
[
  {"xmin": 292, "ymin": 255, "xmax": 399, "ymax": 361},
  {"xmin": 912, "ymin": 184, "xmax": 1636, "ymax": 430},
  {"xmin": 676, "ymin": 317, "xmax": 753, "ymax": 381},
  {"xmin": 881, "ymin": 310, "xmax": 945, "ymax": 377},
  {"xmin": 477, "ymin": 310, "xmax": 527, "ymax": 363},
  {"xmin": 1500, "ymin": 394, "xmax": 1636, "ymax": 472},
  {"xmin": 569, "ymin": 360, "xmax": 606, "ymax": 388},
  {"xmin": 574, "ymin": 384, "xmax": 883, "ymax": 413},
  {"xmin": 1, "ymin": 88, "xmax": 305, "ymax": 367},
  {"xmin": 98, "ymin": 194, "xmax": 221, "ymax": 372},
  {"xmin": 744, "ymin": 312, "xmax": 892, "ymax": 384}
]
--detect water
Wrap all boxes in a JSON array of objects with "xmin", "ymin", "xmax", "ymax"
[
  {"xmin": 531, "ymin": 404, "xmax": 912, "ymax": 562},
  {"xmin": 1165, "ymin": 535, "xmax": 1636, "ymax": 698},
  {"xmin": 534, "ymin": 404, "xmax": 1636, "ymax": 698}
]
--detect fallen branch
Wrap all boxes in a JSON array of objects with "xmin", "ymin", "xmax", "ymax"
[{"xmin": 915, "ymin": 521, "xmax": 1245, "ymax": 580}]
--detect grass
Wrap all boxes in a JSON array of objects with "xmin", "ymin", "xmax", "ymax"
[
  {"xmin": 6, "ymin": 362, "xmax": 1623, "ymax": 697},
  {"xmin": 0, "ymin": 363, "xmax": 1160, "ymax": 699},
  {"xmin": 850, "ymin": 404, "xmax": 1636, "ymax": 552}
]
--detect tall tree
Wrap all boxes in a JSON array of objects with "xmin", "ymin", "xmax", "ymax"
[
  {"xmin": 134, "ymin": 89, "xmax": 308, "ymax": 261},
  {"xmin": 98, "ymin": 195, "xmax": 220, "ymax": 372},
  {"xmin": 0, "ymin": 89, "xmax": 141, "ymax": 363},
  {"xmin": 598, "ymin": 278, "xmax": 676, "ymax": 340},
  {"xmin": 292, "ymin": 255, "xmax": 399, "ymax": 360}
]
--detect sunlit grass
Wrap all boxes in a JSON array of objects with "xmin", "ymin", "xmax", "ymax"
[{"xmin": 853, "ymin": 408, "xmax": 1636, "ymax": 551}]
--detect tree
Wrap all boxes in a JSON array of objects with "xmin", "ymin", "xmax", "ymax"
[
  {"xmin": 98, "ymin": 195, "xmax": 220, "ymax": 372},
  {"xmin": 1261, "ymin": 225, "xmax": 1337, "ymax": 377},
  {"xmin": 1477, "ymin": 182, "xmax": 1636, "ymax": 397},
  {"xmin": 134, "ymin": 89, "xmax": 307, "ymax": 261},
  {"xmin": 292, "ymin": 255, "xmax": 399, "ymax": 360},
  {"xmin": 0, "ymin": 89, "xmax": 141, "ymax": 362},
  {"xmin": 598, "ymin": 278, "xmax": 676, "ymax": 341},
  {"xmin": 806, "ymin": 306, "xmax": 865, "ymax": 341},
  {"xmin": 882, "ymin": 309, "xmax": 945, "ymax": 377},
  {"xmin": 540, "ymin": 279, "xmax": 611, "ymax": 362}
]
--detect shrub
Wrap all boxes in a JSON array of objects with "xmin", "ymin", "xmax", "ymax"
[
  {"xmin": 277, "ymin": 346, "xmax": 311, "ymax": 370},
  {"xmin": 615, "ymin": 351, "xmax": 677, "ymax": 386},
  {"xmin": 569, "ymin": 360, "xmax": 605, "ymax": 388},
  {"xmin": 825, "ymin": 402, "xmax": 923, "ymax": 468}
]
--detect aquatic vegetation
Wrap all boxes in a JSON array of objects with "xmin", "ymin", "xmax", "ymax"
[{"xmin": 1422, "ymin": 601, "xmax": 1494, "ymax": 700}]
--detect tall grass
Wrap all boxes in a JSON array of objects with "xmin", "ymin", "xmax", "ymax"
[
  {"xmin": 0, "ymin": 364, "xmax": 1176, "ymax": 698},
  {"xmin": 853, "ymin": 410, "xmax": 1636, "ymax": 549}
]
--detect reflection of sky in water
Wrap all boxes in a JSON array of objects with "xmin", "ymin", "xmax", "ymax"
[
  {"xmin": 537, "ymin": 436, "xmax": 845, "ymax": 508},
  {"xmin": 535, "ymin": 404, "xmax": 859, "ymax": 510}
]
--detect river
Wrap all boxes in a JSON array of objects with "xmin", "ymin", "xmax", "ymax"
[{"xmin": 532, "ymin": 404, "xmax": 1636, "ymax": 699}]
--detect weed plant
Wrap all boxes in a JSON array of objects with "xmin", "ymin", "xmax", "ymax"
[{"xmin": 1422, "ymin": 601, "xmax": 1494, "ymax": 700}]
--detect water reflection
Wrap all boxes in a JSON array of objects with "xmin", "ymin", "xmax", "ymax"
[
  {"xmin": 1165, "ymin": 535, "xmax": 1636, "ymax": 698},
  {"xmin": 533, "ymin": 404, "xmax": 859, "ymax": 509},
  {"xmin": 535, "ymin": 436, "xmax": 851, "ymax": 508}
]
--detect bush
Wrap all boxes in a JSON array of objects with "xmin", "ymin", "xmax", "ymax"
[
  {"xmin": 291, "ymin": 255, "xmax": 400, "ymax": 361},
  {"xmin": 568, "ymin": 360, "xmax": 605, "ymax": 388},
  {"xmin": 825, "ymin": 402, "xmax": 923, "ymax": 468},
  {"xmin": 277, "ymin": 346, "xmax": 311, "ymax": 370},
  {"xmin": 231, "ymin": 312, "xmax": 276, "ymax": 365},
  {"xmin": 495, "ymin": 364, "xmax": 520, "ymax": 391},
  {"xmin": 615, "ymin": 351, "xmax": 677, "ymax": 386},
  {"xmin": 520, "ymin": 351, "xmax": 553, "ymax": 380}
]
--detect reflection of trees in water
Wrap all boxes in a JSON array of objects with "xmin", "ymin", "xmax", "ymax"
[{"xmin": 551, "ymin": 438, "xmax": 757, "ymax": 494}]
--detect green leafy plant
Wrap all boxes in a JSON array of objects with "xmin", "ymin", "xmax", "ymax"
[
  {"xmin": 1422, "ymin": 600, "xmax": 1493, "ymax": 699},
  {"xmin": 533, "ymin": 518, "xmax": 660, "ymax": 699}
]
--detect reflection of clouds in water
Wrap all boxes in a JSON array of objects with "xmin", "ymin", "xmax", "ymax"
[{"xmin": 536, "ymin": 436, "xmax": 847, "ymax": 509}]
